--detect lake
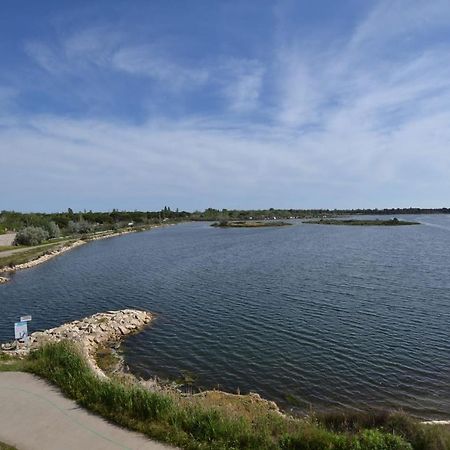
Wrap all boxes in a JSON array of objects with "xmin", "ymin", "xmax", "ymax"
[{"xmin": 1, "ymin": 216, "xmax": 449, "ymax": 419}]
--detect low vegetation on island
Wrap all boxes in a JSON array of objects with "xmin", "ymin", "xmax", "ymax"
[
  {"xmin": 1, "ymin": 341, "xmax": 449, "ymax": 450},
  {"xmin": 305, "ymin": 218, "xmax": 420, "ymax": 226},
  {"xmin": 211, "ymin": 220, "xmax": 292, "ymax": 228}
]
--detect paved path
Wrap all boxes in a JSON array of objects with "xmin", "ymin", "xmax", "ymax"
[
  {"xmin": 0, "ymin": 372, "xmax": 175, "ymax": 450},
  {"xmin": 0, "ymin": 234, "xmax": 16, "ymax": 247}
]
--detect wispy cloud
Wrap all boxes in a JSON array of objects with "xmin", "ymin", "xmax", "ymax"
[
  {"xmin": 112, "ymin": 45, "xmax": 209, "ymax": 89},
  {"xmin": 2, "ymin": 0, "xmax": 450, "ymax": 210},
  {"xmin": 219, "ymin": 59, "xmax": 264, "ymax": 112}
]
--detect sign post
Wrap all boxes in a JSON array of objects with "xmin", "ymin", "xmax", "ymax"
[
  {"xmin": 14, "ymin": 315, "xmax": 32, "ymax": 346},
  {"xmin": 14, "ymin": 321, "xmax": 28, "ymax": 342}
]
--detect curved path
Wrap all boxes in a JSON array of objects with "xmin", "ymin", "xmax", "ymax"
[{"xmin": 0, "ymin": 372, "xmax": 174, "ymax": 450}]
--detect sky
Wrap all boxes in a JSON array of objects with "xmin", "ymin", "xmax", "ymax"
[{"xmin": 1, "ymin": 0, "xmax": 450, "ymax": 212}]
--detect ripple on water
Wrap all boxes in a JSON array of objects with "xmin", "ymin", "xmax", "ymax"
[{"xmin": 1, "ymin": 217, "xmax": 450, "ymax": 419}]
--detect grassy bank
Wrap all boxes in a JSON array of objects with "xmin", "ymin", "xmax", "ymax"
[
  {"xmin": 0, "ymin": 240, "xmax": 77, "ymax": 269},
  {"xmin": 0, "ymin": 224, "xmax": 166, "ymax": 271},
  {"xmin": 0, "ymin": 442, "xmax": 17, "ymax": 450},
  {"xmin": 2, "ymin": 342, "xmax": 449, "ymax": 450}
]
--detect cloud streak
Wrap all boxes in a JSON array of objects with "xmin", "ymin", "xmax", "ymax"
[{"xmin": 2, "ymin": 0, "xmax": 450, "ymax": 210}]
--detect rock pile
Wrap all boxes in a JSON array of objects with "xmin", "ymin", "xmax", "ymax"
[
  {"xmin": 0, "ymin": 309, "xmax": 152, "ymax": 378},
  {"xmin": 0, "ymin": 276, "xmax": 9, "ymax": 284}
]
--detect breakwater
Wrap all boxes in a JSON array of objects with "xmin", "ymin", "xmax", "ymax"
[{"xmin": 1, "ymin": 309, "xmax": 152, "ymax": 378}]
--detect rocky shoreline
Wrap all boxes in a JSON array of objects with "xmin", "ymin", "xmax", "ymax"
[
  {"xmin": 0, "ymin": 226, "xmax": 161, "ymax": 281},
  {"xmin": 0, "ymin": 309, "xmax": 283, "ymax": 415},
  {"xmin": 1, "ymin": 309, "xmax": 446, "ymax": 425},
  {"xmin": 1, "ymin": 309, "xmax": 153, "ymax": 378},
  {"xmin": 0, "ymin": 240, "xmax": 86, "ymax": 275}
]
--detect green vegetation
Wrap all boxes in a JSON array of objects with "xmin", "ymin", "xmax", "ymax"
[
  {"xmin": 0, "ymin": 241, "xmax": 75, "ymax": 269},
  {"xmin": 306, "ymin": 218, "xmax": 420, "ymax": 226},
  {"xmin": 0, "ymin": 207, "xmax": 188, "ymax": 236},
  {"xmin": 195, "ymin": 207, "xmax": 448, "ymax": 222},
  {"xmin": 1, "ymin": 207, "xmax": 445, "ymax": 238},
  {"xmin": 1, "ymin": 342, "xmax": 448, "ymax": 450},
  {"xmin": 0, "ymin": 441, "xmax": 17, "ymax": 450},
  {"xmin": 14, "ymin": 226, "xmax": 50, "ymax": 245},
  {"xmin": 211, "ymin": 220, "xmax": 292, "ymax": 228}
]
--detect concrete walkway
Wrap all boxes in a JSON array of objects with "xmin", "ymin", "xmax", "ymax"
[
  {"xmin": 0, "ymin": 372, "xmax": 175, "ymax": 450},
  {"xmin": 0, "ymin": 234, "xmax": 15, "ymax": 247}
]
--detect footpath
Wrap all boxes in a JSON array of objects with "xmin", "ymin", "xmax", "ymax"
[{"xmin": 0, "ymin": 372, "xmax": 174, "ymax": 450}]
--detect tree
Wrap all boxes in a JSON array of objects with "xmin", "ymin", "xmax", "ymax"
[
  {"xmin": 14, "ymin": 226, "xmax": 49, "ymax": 246},
  {"xmin": 67, "ymin": 220, "xmax": 94, "ymax": 234},
  {"xmin": 45, "ymin": 221, "xmax": 61, "ymax": 239}
]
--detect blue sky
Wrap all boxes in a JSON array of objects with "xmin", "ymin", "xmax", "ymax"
[{"xmin": 1, "ymin": 0, "xmax": 450, "ymax": 212}]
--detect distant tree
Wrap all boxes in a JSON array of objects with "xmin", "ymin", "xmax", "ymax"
[
  {"xmin": 68, "ymin": 220, "xmax": 94, "ymax": 234},
  {"xmin": 14, "ymin": 226, "xmax": 49, "ymax": 246}
]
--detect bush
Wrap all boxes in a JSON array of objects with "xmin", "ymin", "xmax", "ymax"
[
  {"xmin": 45, "ymin": 221, "xmax": 61, "ymax": 239},
  {"xmin": 279, "ymin": 429, "xmax": 412, "ymax": 450},
  {"xmin": 353, "ymin": 430, "xmax": 412, "ymax": 450},
  {"xmin": 67, "ymin": 220, "xmax": 94, "ymax": 234},
  {"xmin": 14, "ymin": 226, "xmax": 49, "ymax": 246}
]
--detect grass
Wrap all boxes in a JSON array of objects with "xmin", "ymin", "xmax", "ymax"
[
  {"xmin": 0, "ymin": 442, "xmax": 17, "ymax": 450},
  {"xmin": 0, "ymin": 224, "xmax": 161, "ymax": 270},
  {"xmin": 1, "ymin": 342, "xmax": 448, "ymax": 450},
  {"xmin": 0, "ymin": 241, "xmax": 76, "ymax": 269},
  {"xmin": 0, "ymin": 245, "xmax": 26, "ymax": 252}
]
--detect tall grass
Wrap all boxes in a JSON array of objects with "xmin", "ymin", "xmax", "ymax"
[{"xmin": 22, "ymin": 342, "xmax": 448, "ymax": 450}]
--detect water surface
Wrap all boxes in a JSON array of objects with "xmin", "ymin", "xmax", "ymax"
[{"xmin": 1, "ymin": 216, "xmax": 449, "ymax": 418}]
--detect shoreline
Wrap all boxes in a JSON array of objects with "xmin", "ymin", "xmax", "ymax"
[
  {"xmin": 1, "ymin": 309, "xmax": 281, "ymax": 416},
  {"xmin": 0, "ymin": 224, "xmax": 166, "ymax": 281},
  {"xmin": 1, "ymin": 309, "xmax": 153, "ymax": 379},
  {"xmin": 1, "ymin": 310, "xmax": 447, "ymax": 425}
]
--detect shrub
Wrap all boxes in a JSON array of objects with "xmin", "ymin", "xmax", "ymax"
[
  {"xmin": 352, "ymin": 429, "xmax": 412, "ymax": 450},
  {"xmin": 279, "ymin": 429, "xmax": 412, "ymax": 450},
  {"xmin": 14, "ymin": 226, "xmax": 49, "ymax": 246},
  {"xmin": 67, "ymin": 220, "xmax": 94, "ymax": 234},
  {"xmin": 45, "ymin": 221, "xmax": 61, "ymax": 239}
]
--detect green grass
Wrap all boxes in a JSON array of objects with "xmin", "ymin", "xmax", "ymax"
[
  {"xmin": 0, "ymin": 225, "xmax": 159, "ymax": 270},
  {"xmin": 0, "ymin": 245, "xmax": 26, "ymax": 252},
  {"xmin": 0, "ymin": 441, "xmax": 17, "ymax": 450},
  {"xmin": 0, "ymin": 240, "xmax": 77, "ymax": 269},
  {"xmin": 2, "ymin": 342, "xmax": 447, "ymax": 450}
]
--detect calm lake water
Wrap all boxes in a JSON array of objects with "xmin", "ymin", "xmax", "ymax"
[{"xmin": 1, "ymin": 216, "xmax": 449, "ymax": 419}]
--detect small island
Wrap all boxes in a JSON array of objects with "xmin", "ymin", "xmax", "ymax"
[
  {"xmin": 305, "ymin": 218, "xmax": 420, "ymax": 226},
  {"xmin": 211, "ymin": 220, "xmax": 292, "ymax": 228}
]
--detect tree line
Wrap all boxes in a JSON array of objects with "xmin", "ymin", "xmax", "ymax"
[{"xmin": 1, "ymin": 206, "xmax": 449, "ymax": 245}]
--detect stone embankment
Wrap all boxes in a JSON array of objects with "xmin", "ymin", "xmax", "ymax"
[
  {"xmin": 0, "ymin": 227, "xmax": 151, "ymax": 279},
  {"xmin": 1, "ymin": 309, "xmax": 152, "ymax": 378},
  {"xmin": 0, "ymin": 240, "xmax": 86, "ymax": 274}
]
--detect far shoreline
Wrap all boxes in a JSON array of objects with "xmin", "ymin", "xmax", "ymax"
[{"xmin": 0, "ymin": 223, "xmax": 170, "ymax": 282}]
